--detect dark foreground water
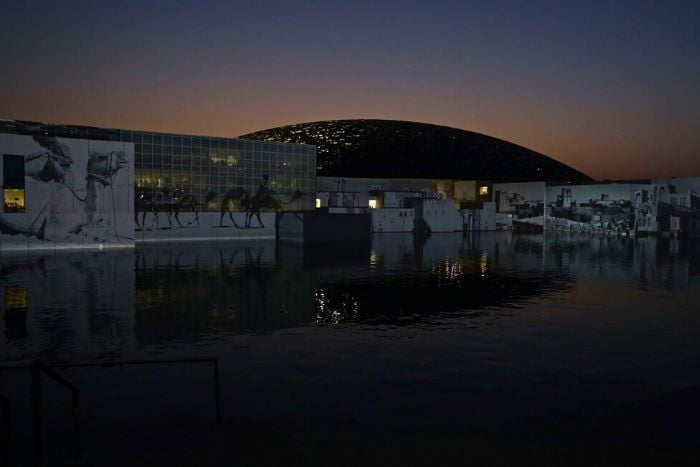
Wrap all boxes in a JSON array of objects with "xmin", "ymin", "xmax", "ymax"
[{"xmin": 2, "ymin": 233, "xmax": 700, "ymax": 465}]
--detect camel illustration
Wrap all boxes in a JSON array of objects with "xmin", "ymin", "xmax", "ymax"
[
  {"xmin": 133, "ymin": 176, "xmax": 305, "ymax": 231},
  {"xmin": 171, "ymin": 193, "xmax": 207, "ymax": 227},
  {"xmin": 218, "ymin": 178, "xmax": 304, "ymax": 229},
  {"xmin": 219, "ymin": 187, "xmax": 248, "ymax": 227},
  {"xmin": 135, "ymin": 189, "xmax": 209, "ymax": 230},
  {"xmin": 245, "ymin": 187, "xmax": 304, "ymax": 228},
  {"xmin": 0, "ymin": 136, "xmax": 130, "ymax": 242}
]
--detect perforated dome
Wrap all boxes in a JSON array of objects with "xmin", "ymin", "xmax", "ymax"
[{"xmin": 241, "ymin": 119, "xmax": 591, "ymax": 181}]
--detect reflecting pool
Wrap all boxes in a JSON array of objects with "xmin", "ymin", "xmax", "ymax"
[{"xmin": 2, "ymin": 233, "xmax": 700, "ymax": 464}]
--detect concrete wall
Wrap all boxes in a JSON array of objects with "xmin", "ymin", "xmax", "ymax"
[
  {"xmin": 372, "ymin": 208, "xmax": 415, "ymax": 232},
  {"xmin": 278, "ymin": 211, "xmax": 371, "ymax": 244},
  {"xmin": 316, "ymin": 191, "xmax": 370, "ymax": 208},
  {"xmin": 462, "ymin": 202, "xmax": 496, "ymax": 231},
  {"xmin": 278, "ymin": 212, "xmax": 305, "ymax": 243},
  {"xmin": 420, "ymin": 199, "xmax": 463, "ymax": 232},
  {"xmin": 0, "ymin": 134, "xmax": 134, "ymax": 251}
]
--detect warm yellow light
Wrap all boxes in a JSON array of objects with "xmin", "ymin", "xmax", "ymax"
[
  {"xmin": 3, "ymin": 189, "xmax": 25, "ymax": 213},
  {"xmin": 479, "ymin": 186, "xmax": 489, "ymax": 195},
  {"xmin": 315, "ymin": 198, "xmax": 321, "ymax": 208},
  {"xmin": 368, "ymin": 199, "xmax": 377, "ymax": 209},
  {"xmin": 4, "ymin": 285, "xmax": 27, "ymax": 310}
]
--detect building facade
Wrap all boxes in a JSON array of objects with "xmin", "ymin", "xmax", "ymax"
[
  {"xmin": 0, "ymin": 120, "xmax": 316, "ymax": 250},
  {"xmin": 315, "ymin": 176, "xmax": 495, "ymax": 234}
]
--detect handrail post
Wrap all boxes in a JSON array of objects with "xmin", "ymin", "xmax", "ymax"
[
  {"xmin": 213, "ymin": 359, "xmax": 221, "ymax": 424},
  {"xmin": 1, "ymin": 395, "xmax": 10, "ymax": 467},
  {"xmin": 5, "ymin": 357, "xmax": 218, "ymax": 464},
  {"xmin": 31, "ymin": 361, "xmax": 42, "ymax": 467},
  {"xmin": 72, "ymin": 392, "xmax": 80, "ymax": 458}
]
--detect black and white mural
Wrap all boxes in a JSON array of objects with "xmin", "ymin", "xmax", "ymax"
[
  {"xmin": 493, "ymin": 181, "xmax": 546, "ymax": 230},
  {"xmin": 495, "ymin": 179, "xmax": 700, "ymax": 237},
  {"xmin": 134, "ymin": 175, "xmax": 305, "ymax": 242},
  {"xmin": 544, "ymin": 183, "xmax": 639, "ymax": 235},
  {"xmin": 0, "ymin": 134, "xmax": 134, "ymax": 250}
]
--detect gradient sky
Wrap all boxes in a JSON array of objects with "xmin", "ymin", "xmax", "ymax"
[{"xmin": 1, "ymin": 0, "xmax": 698, "ymax": 180}]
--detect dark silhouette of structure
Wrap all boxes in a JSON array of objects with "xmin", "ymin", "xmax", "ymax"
[{"xmin": 241, "ymin": 119, "xmax": 591, "ymax": 182}]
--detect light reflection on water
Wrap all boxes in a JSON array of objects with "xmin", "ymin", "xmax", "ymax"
[{"xmin": 1, "ymin": 232, "xmax": 698, "ymax": 365}]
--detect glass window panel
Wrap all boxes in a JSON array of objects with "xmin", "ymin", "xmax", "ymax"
[
  {"xmin": 3, "ymin": 189, "xmax": 25, "ymax": 213},
  {"xmin": 3, "ymin": 155, "xmax": 25, "ymax": 189}
]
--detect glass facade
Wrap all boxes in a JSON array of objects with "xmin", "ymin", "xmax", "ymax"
[
  {"xmin": 0, "ymin": 121, "xmax": 317, "ymax": 212},
  {"xmin": 126, "ymin": 130, "xmax": 316, "ymax": 212}
]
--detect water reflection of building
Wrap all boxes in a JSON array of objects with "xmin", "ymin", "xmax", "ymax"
[
  {"xmin": 503, "ymin": 233, "xmax": 695, "ymax": 288},
  {"xmin": 1, "ymin": 251, "xmax": 136, "ymax": 362},
  {"xmin": 308, "ymin": 233, "xmax": 573, "ymax": 325},
  {"xmin": 133, "ymin": 241, "xmax": 317, "ymax": 343},
  {"xmin": 4, "ymin": 234, "xmax": 699, "ymax": 361}
]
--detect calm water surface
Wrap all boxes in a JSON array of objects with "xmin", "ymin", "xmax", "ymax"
[{"xmin": 2, "ymin": 232, "xmax": 700, "ymax": 464}]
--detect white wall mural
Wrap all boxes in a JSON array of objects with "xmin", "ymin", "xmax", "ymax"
[
  {"xmin": 0, "ymin": 134, "xmax": 134, "ymax": 250},
  {"xmin": 492, "ymin": 179, "xmax": 700, "ymax": 236},
  {"xmin": 493, "ymin": 181, "xmax": 546, "ymax": 230}
]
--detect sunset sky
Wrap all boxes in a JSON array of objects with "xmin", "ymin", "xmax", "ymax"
[{"xmin": 1, "ymin": 0, "xmax": 698, "ymax": 180}]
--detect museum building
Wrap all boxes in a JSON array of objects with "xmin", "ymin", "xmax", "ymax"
[{"xmin": 0, "ymin": 119, "xmax": 316, "ymax": 251}]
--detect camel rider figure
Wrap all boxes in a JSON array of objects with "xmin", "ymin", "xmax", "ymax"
[{"xmin": 255, "ymin": 175, "xmax": 271, "ymax": 203}]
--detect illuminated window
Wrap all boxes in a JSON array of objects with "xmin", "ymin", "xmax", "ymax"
[
  {"xmin": 479, "ymin": 186, "xmax": 489, "ymax": 195},
  {"xmin": 315, "ymin": 198, "xmax": 321, "ymax": 208},
  {"xmin": 3, "ymin": 189, "xmax": 25, "ymax": 213},
  {"xmin": 368, "ymin": 199, "xmax": 377, "ymax": 209},
  {"xmin": 3, "ymin": 155, "xmax": 25, "ymax": 213}
]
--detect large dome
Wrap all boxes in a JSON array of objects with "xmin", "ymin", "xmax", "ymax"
[{"xmin": 240, "ymin": 119, "xmax": 591, "ymax": 182}]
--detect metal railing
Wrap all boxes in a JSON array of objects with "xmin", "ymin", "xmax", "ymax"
[
  {"xmin": 1, "ymin": 395, "xmax": 10, "ymax": 467},
  {"xmin": 32, "ymin": 361, "xmax": 80, "ymax": 467},
  {"xmin": 0, "ymin": 357, "xmax": 220, "ymax": 466},
  {"xmin": 46, "ymin": 358, "xmax": 221, "ymax": 424}
]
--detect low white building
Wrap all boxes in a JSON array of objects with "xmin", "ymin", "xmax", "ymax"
[{"xmin": 316, "ymin": 176, "xmax": 498, "ymax": 234}]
